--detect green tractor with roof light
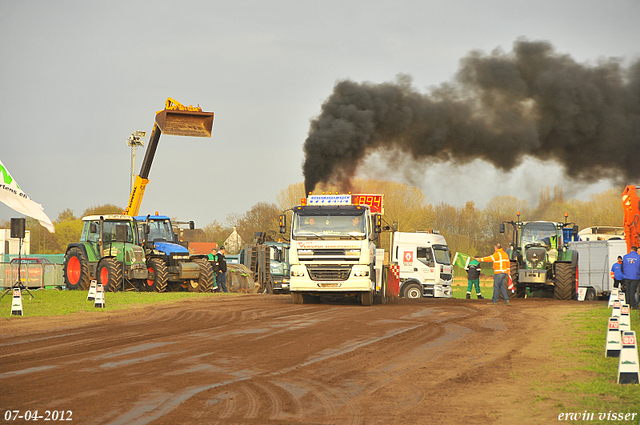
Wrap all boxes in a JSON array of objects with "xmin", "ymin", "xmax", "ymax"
[
  {"xmin": 63, "ymin": 214, "xmax": 148, "ymax": 291},
  {"xmin": 500, "ymin": 212, "xmax": 579, "ymax": 300}
]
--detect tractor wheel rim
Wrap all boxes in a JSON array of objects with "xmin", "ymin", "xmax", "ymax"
[
  {"xmin": 67, "ymin": 256, "xmax": 80, "ymax": 285},
  {"xmin": 147, "ymin": 267, "xmax": 155, "ymax": 287},
  {"xmin": 100, "ymin": 267, "xmax": 109, "ymax": 286}
]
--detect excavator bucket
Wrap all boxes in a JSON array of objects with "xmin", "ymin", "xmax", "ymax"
[{"xmin": 155, "ymin": 109, "xmax": 214, "ymax": 138}]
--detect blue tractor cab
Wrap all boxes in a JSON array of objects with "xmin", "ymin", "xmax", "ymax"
[{"xmin": 134, "ymin": 214, "xmax": 214, "ymax": 292}]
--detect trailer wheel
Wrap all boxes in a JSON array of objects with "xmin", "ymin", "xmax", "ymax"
[
  {"xmin": 97, "ymin": 258, "xmax": 122, "ymax": 293},
  {"xmin": 585, "ymin": 288, "xmax": 596, "ymax": 301},
  {"xmin": 554, "ymin": 263, "xmax": 576, "ymax": 300},
  {"xmin": 146, "ymin": 258, "xmax": 168, "ymax": 292},
  {"xmin": 403, "ymin": 283, "xmax": 422, "ymax": 299},
  {"xmin": 63, "ymin": 247, "xmax": 90, "ymax": 290},
  {"xmin": 291, "ymin": 292, "xmax": 303, "ymax": 304},
  {"xmin": 193, "ymin": 258, "xmax": 214, "ymax": 292}
]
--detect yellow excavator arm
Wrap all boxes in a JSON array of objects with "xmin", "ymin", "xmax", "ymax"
[{"xmin": 124, "ymin": 98, "xmax": 214, "ymax": 217}]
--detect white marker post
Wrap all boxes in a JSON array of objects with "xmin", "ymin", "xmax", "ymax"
[
  {"xmin": 11, "ymin": 288, "xmax": 23, "ymax": 316},
  {"xmin": 87, "ymin": 280, "xmax": 97, "ymax": 301},
  {"xmin": 618, "ymin": 291, "xmax": 626, "ymax": 305},
  {"xmin": 619, "ymin": 304, "xmax": 631, "ymax": 332},
  {"xmin": 612, "ymin": 300, "xmax": 621, "ymax": 318},
  {"xmin": 608, "ymin": 287, "xmax": 619, "ymax": 307},
  {"xmin": 94, "ymin": 284, "xmax": 105, "ymax": 308},
  {"xmin": 605, "ymin": 317, "xmax": 622, "ymax": 357},
  {"xmin": 617, "ymin": 331, "xmax": 639, "ymax": 384}
]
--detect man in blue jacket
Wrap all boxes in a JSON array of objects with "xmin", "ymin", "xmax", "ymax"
[
  {"xmin": 621, "ymin": 247, "xmax": 640, "ymax": 309},
  {"xmin": 611, "ymin": 256, "xmax": 624, "ymax": 289}
]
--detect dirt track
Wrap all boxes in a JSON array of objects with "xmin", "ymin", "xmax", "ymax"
[{"xmin": 0, "ymin": 295, "xmax": 595, "ymax": 424}]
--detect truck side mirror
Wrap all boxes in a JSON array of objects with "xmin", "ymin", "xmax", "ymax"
[
  {"xmin": 279, "ymin": 215, "xmax": 286, "ymax": 234},
  {"xmin": 189, "ymin": 221, "xmax": 195, "ymax": 230},
  {"xmin": 499, "ymin": 223, "xmax": 505, "ymax": 234},
  {"xmin": 573, "ymin": 225, "xmax": 579, "ymax": 236},
  {"xmin": 374, "ymin": 214, "xmax": 382, "ymax": 234}
]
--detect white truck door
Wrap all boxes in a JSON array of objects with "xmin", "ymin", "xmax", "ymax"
[{"xmin": 416, "ymin": 247, "xmax": 436, "ymax": 283}]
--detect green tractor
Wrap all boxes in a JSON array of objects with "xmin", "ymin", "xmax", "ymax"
[
  {"xmin": 500, "ymin": 213, "xmax": 579, "ymax": 300},
  {"xmin": 63, "ymin": 214, "xmax": 148, "ymax": 291}
]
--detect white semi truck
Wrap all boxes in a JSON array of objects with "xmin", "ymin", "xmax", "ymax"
[
  {"xmin": 391, "ymin": 231, "xmax": 453, "ymax": 299},
  {"xmin": 280, "ymin": 194, "xmax": 384, "ymax": 306}
]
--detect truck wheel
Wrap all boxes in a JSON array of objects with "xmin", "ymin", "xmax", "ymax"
[
  {"xmin": 193, "ymin": 258, "xmax": 214, "ymax": 292},
  {"xmin": 374, "ymin": 279, "xmax": 387, "ymax": 305},
  {"xmin": 585, "ymin": 288, "xmax": 596, "ymax": 301},
  {"xmin": 554, "ymin": 263, "xmax": 576, "ymax": 300},
  {"xmin": 145, "ymin": 258, "xmax": 168, "ymax": 292},
  {"xmin": 63, "ymin": 247, "xmax": 90, "ymax": 290},
  {"xmin": 97, "ymin": 258, "xmax": 123, "ymax": 293},
  {"xmin": 291, "ymin": 292, "xmax": 303, "ymax": 304},
  {"xmin": 403, "ymin": 283, "xmax": 422, "ymax": 299},
  {"xmin": 361, "ymin": 290, "xmax": 374, "ymax": 306}
]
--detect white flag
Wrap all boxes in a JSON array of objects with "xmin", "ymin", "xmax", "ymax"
[{"xmin": 0, "ymin": 159, "xmax": 55, "ymax": 233}]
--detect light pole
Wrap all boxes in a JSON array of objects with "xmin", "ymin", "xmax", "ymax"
[{"xmin": 126, "ymin": 131, "xmax": 146, "ymax": 194}]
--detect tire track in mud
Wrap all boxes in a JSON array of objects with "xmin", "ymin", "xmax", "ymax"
[{"xmin": 1, "ymin": 296, "xmax": 546, "ymax": 425}]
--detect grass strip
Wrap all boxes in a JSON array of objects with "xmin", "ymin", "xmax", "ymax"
[{"xmin": 0, "ymin": 289, "xmax": 235, "ymax": 318}]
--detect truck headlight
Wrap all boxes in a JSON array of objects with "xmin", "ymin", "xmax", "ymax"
[
  {"xmin": 298, "ymin": 250, "xmax": 313, "ymax": 255},
  {"xmin": 353, "ymin": 270, "xmax": 369, "ymax": 277},
  {"xmin": 291, "ymin": 270, "xmax": 305, "ymax": 277},
  {"xmin": 346, "ymin": 249, "xmax": 360, "ymax": 256}
]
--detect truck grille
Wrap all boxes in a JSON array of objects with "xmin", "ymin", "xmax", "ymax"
[{"xmin": 306, "ymin": 264, "xmax": 352, "ymax": 281}]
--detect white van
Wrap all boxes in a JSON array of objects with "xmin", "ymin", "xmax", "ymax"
[{"xmin": 391, "ymin": 231, "xmax": 453, "ymax": 298}]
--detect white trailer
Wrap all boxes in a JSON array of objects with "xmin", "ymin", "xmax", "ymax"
[
  {"xmin": 0, "ymin": 229, "xmax": 30, "ymax": 256},
  {"xmin": 391, "ymin": 231, "xmax": 453, "ymax": 298},
  {"xmin": 568, "ymin": 239, "xmax": 627, "ymax": 300}
]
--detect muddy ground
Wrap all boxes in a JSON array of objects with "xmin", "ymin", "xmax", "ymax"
[{"xmin": 0, "ymin": 295, "xmax": 597, "ymax": 424}]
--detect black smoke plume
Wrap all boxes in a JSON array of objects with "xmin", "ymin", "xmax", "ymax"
[{"xmin": 302, "ymin": 39, "xmax": 640, "ymax": 194}]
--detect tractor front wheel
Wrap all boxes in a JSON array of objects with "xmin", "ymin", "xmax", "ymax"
[
  {"xmin": 97, "ymin": 258, "xmax": 123, "ymax": 293},
  {"xmin": 554, "ymin": 263, "xmax": 576, "ymax": 300},
  {"xmin": 146, "ymin": 258, "xmax": 168, "ymax": 292}
]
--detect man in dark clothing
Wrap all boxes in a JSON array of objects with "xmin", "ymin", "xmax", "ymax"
[
  {"xmin": 621, "ymin": 246, "xmax": 640, "ymax": 309},
  {"xmin": 216, "ymin": 246, "xmax": 228, "ymax": 293},
  {"xmin": 465, "ymin": 258, "xmax": 484, "ymax": 299}
]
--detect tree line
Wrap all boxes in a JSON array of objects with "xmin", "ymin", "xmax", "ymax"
[{"xmin": 2, "ymin": 180, "xmax": 624, "ymax": 257}]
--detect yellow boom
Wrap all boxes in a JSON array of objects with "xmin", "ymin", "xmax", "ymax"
[{"xmin": 124, "ymin": 98, "xmax": 214, "ymax": 216}]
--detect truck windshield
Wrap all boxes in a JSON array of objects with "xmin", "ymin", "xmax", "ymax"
[
  {"xmin": 292, "ymin": 213, "xmax": 366, "ymax": 240},
  {"xmin": 146, "ymin": 220, "xmax": 174, "ymax": 242},
  {"xmin": 433, "ymin": 245, "xmax": 451, "ymax": 265},
  {"xmin": 521, "ymin": 222, "xmax": 557, "ymax": 247}
]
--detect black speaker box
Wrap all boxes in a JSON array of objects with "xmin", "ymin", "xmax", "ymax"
[{"xmin": 10, "ymin": 218, "xmax": 26, "ymax": 239}]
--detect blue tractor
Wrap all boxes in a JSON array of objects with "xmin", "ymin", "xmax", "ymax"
[{"xmin": 135, "ymin": 214, "xmax": 214, "ymax": 292}]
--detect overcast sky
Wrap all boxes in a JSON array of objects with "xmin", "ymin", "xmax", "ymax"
[{"xmin": 1, "ymin": 0, "xmax": 639, "ymax": 230}]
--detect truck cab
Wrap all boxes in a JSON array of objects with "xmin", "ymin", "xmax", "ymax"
[
  {"xmin": 392, "ymin": 231, "xmax": 453, "ymax": 298},
  {"xmin": 265, "ymin": 241, "xmax": 290, "ymax": 293},
  {"xmin": 285, "ymin": 194, "xmax": 382, "ymax": 306}
]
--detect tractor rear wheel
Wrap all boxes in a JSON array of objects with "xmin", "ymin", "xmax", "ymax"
[
  {"xmin": 63, "ymin": 247, "xmax": 90, "ymax": 290},
  {"xmin": 193, "ymin": 258, "xmax": 214, "ymax": 292},
  {"xmin": 145, "ymin": 258, "xmax": 168, "ymax": 292},
  {"xmin": 554, "ymin": 263, "xmax": 576, "ymax": 300},
  {"xmin": 97, "ymin": 258, "xmax": 122, "ymax": 292}
]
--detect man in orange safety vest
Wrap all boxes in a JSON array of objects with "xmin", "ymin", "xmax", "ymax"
[{"xmin": 476, "ymin": 243, "xmax": 511, "ymax": 306}]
